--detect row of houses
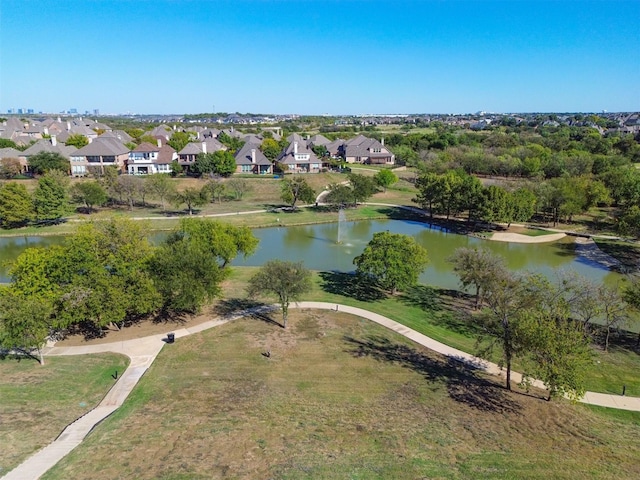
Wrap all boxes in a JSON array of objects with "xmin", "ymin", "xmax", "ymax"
[{"xmin": 0, "ymin": 118, "xmax": 395, "ymax": 176}]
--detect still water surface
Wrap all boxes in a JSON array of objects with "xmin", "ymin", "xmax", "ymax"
[{"xmin": 0, "ymin": 219, "xmax": 620, "ymax": 289}]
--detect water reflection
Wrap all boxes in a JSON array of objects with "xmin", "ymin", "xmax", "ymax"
[{"xmin": 0, "ymin": 220, "xmax": 622, "ymax": 289}]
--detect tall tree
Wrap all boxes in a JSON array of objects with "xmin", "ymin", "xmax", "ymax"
[
  {"xmin": 71, "ymin": 181, "xmax": 108, "ymax": 211},
  {"xmin": 448, "ymin": 247, "xmax": 507, "ymax": 308},
  {"xmin": 0, "ymin": 288, "xmax": 53, "ymax": 365},
  {"xmin": 146, "ymin": 174, "xmax": 176, "ymax": 210},
  {"xmin": 414, "ymin": 172, "xmax": 441, "ymax": 218},
  {"xmin": 373, "ymin": 169, "xmax": 398, "ymax": 192},
  {"xmin": 348, "ymin": 173, "xmax": 378, "ymax": 204},
  {"xmin": 281, "ymin": 176, "xmax": 316, "ymax": 208},
  {"xmin": 173, "ymin": 186, "xmax": 209, "ymax": 215},
  {"xmin": 167, "ymin": 131, "xmax": 192, "ymax": 152},
  {"xmin": 28, "ymin": 152, "xmax": 69, "ymax": 175},
  {"xmin": 0, "ymin": 182, "xmax": 34, "ymax": 228},
  {"xmin": 353, "ymin": 231, "xmax": 428, "ymax": 294},
  {"xmin": 260, "ymin": 138, "xmax": 281, "ymax": 161},
  {"xmin": 247, "ymin": 260, "xmax": 312, "ymax": 328},
  {"xmin": 33, "ymin": 170, "xmax": 70, "ymax": 222}
]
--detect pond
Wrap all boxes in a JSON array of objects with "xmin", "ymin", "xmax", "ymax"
[{"xmin": 0, "ymin": 219, "xmax": 622, "ymax": 290}]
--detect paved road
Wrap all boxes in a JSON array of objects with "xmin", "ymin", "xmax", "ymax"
[{"xmin": 3, "ymin": 302, "xmax": 638, "ymax": 480}]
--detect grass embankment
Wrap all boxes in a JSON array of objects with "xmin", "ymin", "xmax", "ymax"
[
  {"xmin": 222, "ymin": 268, "xmax": 640, "ymax": 397},
  {"xmin": 594, "ymin": 238, "xmax": 640, "ymax": 272},
  {"xmin": 0, "ymin": 173, "xmax": 419, "ymax": 237},
  {"xmin": 0, "ymin": 353, "xmax": 129, "ymax": 475},
  {"xmin": 43, "ymin": 312, "xmax": 640, "ymax": 480}
]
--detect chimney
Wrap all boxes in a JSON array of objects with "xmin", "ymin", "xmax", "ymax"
[
  {"xmin": 196, "ymin": 131, "xmax": 200, "ymax": 140},
  {"xmin": 173, "ymin": 125, "xmax": 176, "ymax": 130},
  {"xmin": 67, "ymin": 121, "xmax": 71, "ymax": 131},
  {"xmin": 202, "ymin": 142, "xmax": 207, "ymax": 154},
  {"xmin": 157, "ymin": 138, "xmax": 162, "ymax": 148},
  {"xmin": 294, "ymin": 142, "xmax": 298, "ymax": 154},
  {"xmin": 51, "ymin": 135, "xmax": 57, "ymax": 146},
  {"xmin": 57, "ymin": 116, "xmax": 61, "ymax": 122},
  {"xmin": 381, "ymin": 137, "xmax": 385, "ymax": 146},
  {"xmin": 43, "ymin": 127, "xmax": 49, "ymax": 135},
  {"xmin": 251, "ymin": 148, "xmax": 256, "ymax": 163}
]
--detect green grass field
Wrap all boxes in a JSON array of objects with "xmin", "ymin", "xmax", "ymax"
[
  {"xmin": 41, "ymin": 312, "xmax": 640, "ymax": 480},
  {"xmin": 0, "ymin": 353, "xmax": 129, "ymax": 475}
]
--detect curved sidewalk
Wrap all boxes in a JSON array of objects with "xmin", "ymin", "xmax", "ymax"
[{"xmin": 3, "ymin": 303, "xmax": 638, "ymax": 480}]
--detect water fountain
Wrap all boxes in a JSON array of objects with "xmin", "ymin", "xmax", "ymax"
[{"xmin": 336, "ymin": 208, "xmax": 347, "ymax": 244}]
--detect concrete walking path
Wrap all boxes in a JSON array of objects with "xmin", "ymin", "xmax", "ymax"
[{"xmin": 3, "ymin": 303, "xmax": 638, "ymax": 480}]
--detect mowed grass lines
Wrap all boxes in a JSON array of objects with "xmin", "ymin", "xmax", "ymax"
[
  {"xmin": 0, "ymin": 353, "xmax": 129, "ymax": 475},
  {"xmin": 43, "ymin": 312, "xmax": 640, "ymax": 480}
]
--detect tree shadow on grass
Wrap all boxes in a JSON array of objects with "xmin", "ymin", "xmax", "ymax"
[
  {"xmin": 400, "ymin": 285, "xmax": 482, "ymax": 337},
  {"xmin": 344, "ymin": 334, "xmax": 520, "ymax": 414},
  {"xmin": 212, "ymin": 298, "xmax": 282, "ymax": 328},
  {"xmin": 319, "ymin": 271, "xmax": 386, "ymax": 302}
]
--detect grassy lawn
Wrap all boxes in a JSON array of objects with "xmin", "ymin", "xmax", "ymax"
[
  {"xmin": 221, "ymin": 268, "xmax": 640, "ymax": 397},
  {"xmin": 42, "ymin": 311, "xmax": 640, "ymax": 480},
  {"xmin": 0, "ymin": 353, "xmax": 129, "ymax": 475}
]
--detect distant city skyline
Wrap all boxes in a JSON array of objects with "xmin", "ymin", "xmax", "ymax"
[{"xmin": 2, "ymin": 0, "xmax": 639, "ymax": 115}]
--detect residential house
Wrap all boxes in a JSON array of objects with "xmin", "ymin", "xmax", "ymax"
[
  {"xmin": 0, "ymin": 147, "xmax": 26, "ymax": 174},
  {"xmin": 70, "ymin": 136, "xmax": 129, "ymax": 176},
  {"xmin": 234, "ymin": 142, "xmax": 272, "ymax": 174},
  {"xmin": 21, "ymin": 136, "xmax": 78, "ymax": 173},
  {"xmin": 341, "ymin": 135, "xmax": 395, "ymax": 165},
  {"xmin": 128, "ymin": 141, "xmax": 177, "ymax": 175},
  {"xmin": 277, "ymin": 137, "xmax": 321, "ymax": 173},
  {"xmin": 178, "ymin": 139, "xmax": 226, "ymax": 170}
]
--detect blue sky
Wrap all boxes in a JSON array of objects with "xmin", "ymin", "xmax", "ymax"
[{"xmin": 1, "ymin": 0, "xmax": 639, "ymax": 114}]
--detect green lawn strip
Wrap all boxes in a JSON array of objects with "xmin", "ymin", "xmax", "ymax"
[
  {"xmin": 42, "ymin": 314, "xmax": 640, "ymax": 480},
  {"xmin": 518, "ymin": 228, "xmax": 565, "ymax": 237},
  {"xmin": 0, "ymin": 353, "xmax": 129, "ymax": 475}
]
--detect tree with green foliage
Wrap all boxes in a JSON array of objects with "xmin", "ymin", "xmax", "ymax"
[
  {"xmin": 0, "ymin": 182, "xmax": 34, "ymax": 228},
  {"xmin": 260, "ymin": 138, "xmax": 281, "ymax": 161},
  {"xmin": 116, "ymin": 175, "xmax": 143, "ymax": 210},
  {"xmin": 170, "ymin": 160, "xmax": 183, "ymax": 177},
  {"xmin": 510, "ymin": 188, "xmax": 537, "ymax": 224},
  {"xmin": 150, "ymin": 219, "xmax": 258, "ymax": 313},
  {"xmin": 478, "ymin": 185, "xmax": 512, "ymax": 225},
  {"xmin": 146, "ymin": 174, "xmax": 175, "ymax": 210},
  {"xmin": 54, "ymin": 219, "xmax": 161, "ymax": 331},
  {"xmin": 373, "ymin": 169, "xmax": 398, "ymax": 192},
  {"xmin": 173, "ymin": 187, "xmax": 209, "ymax": 215},
  {"xmin": 0, "ymin": 287, "xmax": 54, "ymax": 365},
  {"xmin": 167, "ymin": 131, "xmax": 192, "ymax": 152},
  {"xmin": 247, "ymin": 260, "xmax": 312, "ymax": 328},
  {"xmin": 149, "ymin": 232, "xmax": 228, "ymax": 314},
  {"xmin": 33, "ymin": 171, "xmax": 69, "ymax": 222},
  {"xmin": 71, "ymin": 181, "xmax": 108, "ymax": 211},
  {"xmin": 64, "ymin": 134, "xmax": 89, "ymax": 149},
  {"xmin": 212, "ymin": 150, "xmax": 236, "ymax": 177},
  {"xmin": 413, "ymin": 172, "xmax": 441, "ymax": 218},
  {"xmin": 193, "ymin": 152, "xmax": 216, "ymax": 176},
  {"xmin": 28, "ymin": 151, "xmax": 69, "ymax": 175},
  {"xmin": 448, "ymin": 247, "xmax": 507, "ymax": 308},
  {"xmin": 0, "ymin": 138, "xmax": 17, "ymax": 149},
  {"xmin": 348, "ymin": 173, "xmax": 378, "ymax": 203},
  {"xmin": 205, "ymin": 179, "xmax": 227, "ymax": 203},
  {"xmin": 281, "ymin": 176, "xmax": 316, "ymax": 208},
  {"xmin": 324, "ymin": 183, "xmax": 356, "ymax": 207},
  {"xmin": 217, "ymin": 132, "xmax": 245, "ymax": 153},
  {"xmin": 354, "ymin": 231, "xmax": 428, "ymax": 294},
  {"xmin": 391, "ymin": 144, "xmax": 419, "ymax": 166}
]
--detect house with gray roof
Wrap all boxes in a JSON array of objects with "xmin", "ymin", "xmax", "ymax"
[
  {"xmin": 277, "ymin": 139, "xmax": 321, "ymax": 173},
  {"xmin": 178, "ymin": 140, "xmax": 227, "ymax": 170},
  {"xmin": 341, "ymin": 136, "xmax": 395, "ymax": 165},
  {"xmin": 0, "ymin": 147, "xmax": 26, "ymax": 174},
  {"xmin": 234, "ymin": 142, "xmax": 272, "ymax": 175},
  {"xmin": 70, "ymin": 136, "xmax": 129, "ymax": 176}
]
